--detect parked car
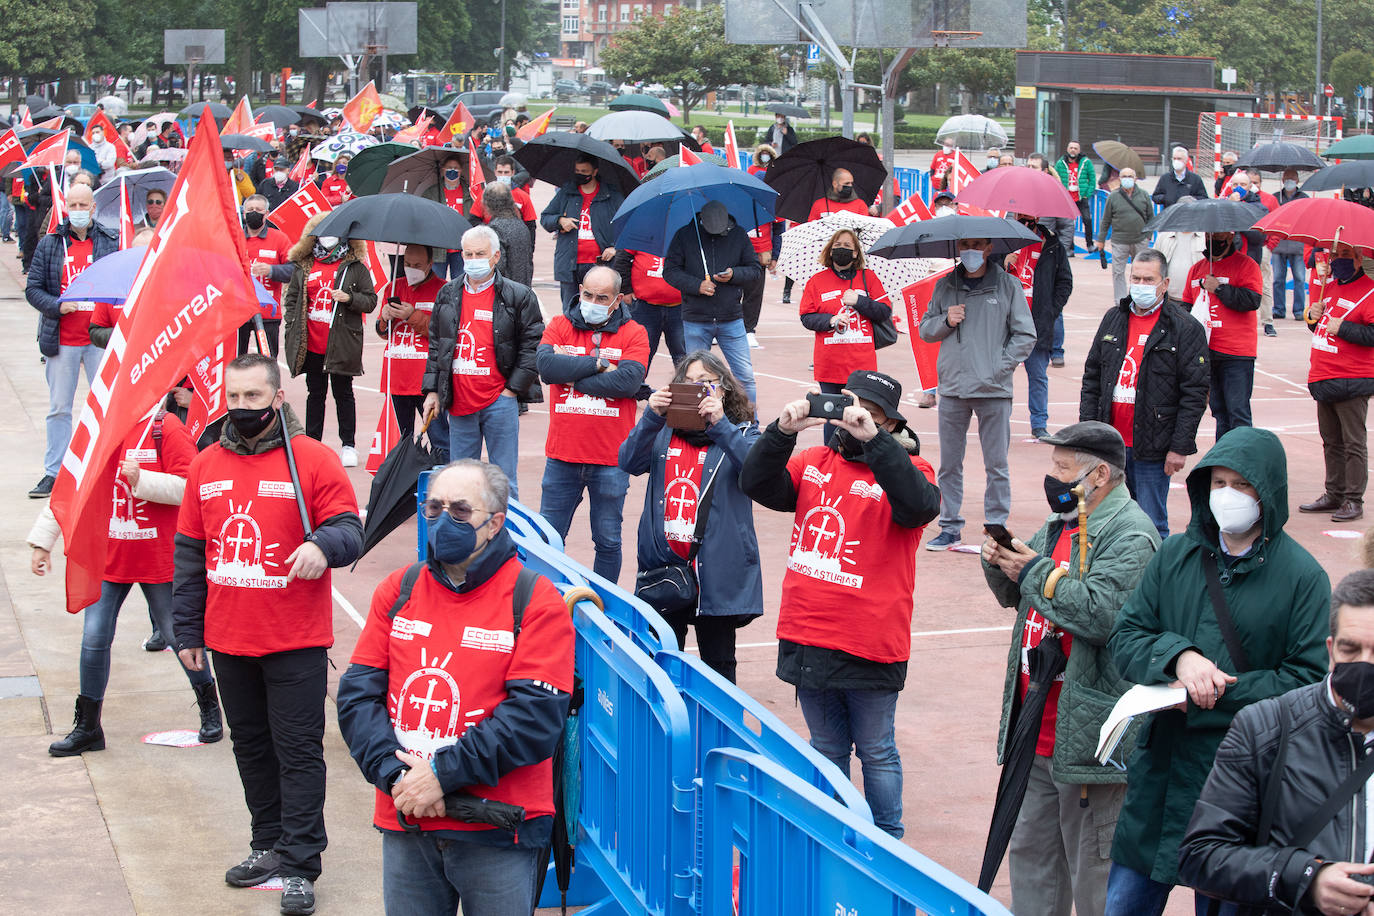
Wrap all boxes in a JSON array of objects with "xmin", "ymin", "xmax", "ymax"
[
  {"xmin": 554, "ymin": 79, "xmax": 582, "ymax": 101},
  {"xmin": 587, "ymin": 80, "xmax": 617, "ymax": 102},
  {"xmin": 441, "ymin": 90, "xmax": 508, "ymax": 126}
]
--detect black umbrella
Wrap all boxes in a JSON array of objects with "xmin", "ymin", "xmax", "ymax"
[
  {"xmin": 1235, "ymin": 141, "xmax": 1326, "ymax": 172},
  {"xmin": 380, "ymin": 146, "xmax": 495, "ymax": 200},
  {"xmin": 310, "ymin": 192, "xmax": 472, "ymax": 250},
  {"xmin": 30, "ymin": 104, "xmax": 65, "ymax": 121},
  {"xmin": 25, "ymin": 94, "xmax": 48, "ymax": 113},
  {"xmin": 254, "ymin": 105, "xmax": 301, "ymax": 129},
  {"xmin": 407, "ymin": 104, "xmax": 451, "ymax": 126},
  {"xmin": 977, "ymin": 632, "xmax": 1068, "ymax": 892},
  {"xmin": 1144, "ymin": 197, "xmax": 1266, "ymax": 233},
  {"xmin": 180, "ymin": 101, "xmax": 231, "ymax": 120},
  {"xmin": 1302, "ymin": 160, "xmax": 1374, "ymax": 192},
  {"xmin": 869, "ymin": 214, "xmax": 1042, "ymax": 260},
  {"xmin": 764, "ymin": 136, "xmax": 887, "ymax": 222},
  {"xmin": 355, "ymin": 422, "xmax": 443, "ymax": 562},
  {"xmin": 221, "ymin": 133, "xmax": 274, "ymax": 153},
  {"xmin": 290, "ymin": 106, "xmax": 329, "ymax": 129},
  {"xmin": 767, "ymin": 102, "xmax": 809, "ymax": 119},
  {"xmin": 513, "ymin": 130, "xmax": 641, "ymax": 197}
]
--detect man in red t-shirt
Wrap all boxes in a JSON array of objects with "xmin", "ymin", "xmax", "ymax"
[
  {"xmin": 172, "ymin": 354, "xmax": 362, "ymax": 914},
  {"xmin": 612, "ymin": 246, "xmax": 685, "ymax": 370},
  {"xmin": 337, "ymin": 459, "xmax": 574, "ymax": 915},
  {"xmin": 240, "ymin": 194, "xmax": 293, "ymax": 356},
  {"xmin": 1299, "ymin": 243, "xmax": 1374, "ymax": 523},
  {"xmin": 980, "ymin": 421, "xmax": 1160, "ymax": 916},
  {"xmin": 805, "ymin": 167, "xmax": 872, "ymax": 222},
  {"xmin": 539, "ymin": 156, "xmax": 624, "ymax": 314},
  {"xmin": 738, "ymin": 370, "xmax": 941, "ymax": 838},
  {"xmin": 1183, "ymin": 231, "xmax": 1264, "ymax": 440},
  {"xmin": 535, "ymin": 265, "xmax": 649, "ymax": 583},
  {"xmin": 469, "ymin": 155, "xmax": 537, "ymax": 235},
  {"xmin": 24, "ymin": 182, "xmax": 118, "ymax": 498},
  {"xmin": 377, "ymin": 244, "xmax": 448, "ymax": 441}
]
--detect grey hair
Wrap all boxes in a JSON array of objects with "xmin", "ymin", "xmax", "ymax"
[
  {"xmin": 1074, "ymin": 450, "xmax": 1126, "ymax": 487},
  {"xmin": 1332, "ymin": 570, "xmax": 1374, "ymax": 636},
  {"xmin": 436, "ymin": 458, "xmax": 510, "ymax": 513},
  {"xmin": 583, "ymin": 263, "xmax": 622, "ymax": 295},
  {"xmin": 461, "ymin": 224, "xmax": 501, "ymax": 253},
  {"xmin": 1171, "ymin": 146, "xmax": 1189, "ymax": 158},
  {"xmin": 1134, "ymin": 248, "xmax": 1169, "ymax": 279}
]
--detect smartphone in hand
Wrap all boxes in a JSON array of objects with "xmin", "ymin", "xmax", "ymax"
[
  {"xmin": 983, "ymin": 524, "xmax": 1016, "ymax": 550},
  {"xmin": 806, "ymin": 391, "xmax": 853, "ymax": 420}
]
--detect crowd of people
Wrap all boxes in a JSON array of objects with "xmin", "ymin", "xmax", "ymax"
[{"xmin": 14, "ymin": 91, "xmax": 1374, "ymax": 916}]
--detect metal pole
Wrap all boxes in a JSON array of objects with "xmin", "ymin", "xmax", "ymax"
[
  {"xmin": 1316, "ymin": 0, "xmax": 1323, "ymax": 115},
  {"xmin": 499, "ymin": 0, "xmax": 508, "ymax": 91},
  {"xmin": 840, "ymin": 68, "xmax": 854, "ymax": 139}
]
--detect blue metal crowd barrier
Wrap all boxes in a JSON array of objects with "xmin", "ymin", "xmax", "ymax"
[
  {"xmin": 892, "ymin": 165, "xmax": 931, "ymax": 203},
  {"xmin": 702, "ymin": 748, "xmax": 1015, "ymax": 916},
  {"xmin": 505, "ymin": 499, "xmax": 565, "ymax": 549},
  {"xmin": 576, "ymin": 565, "xmax": 679, "ymax": 658}
]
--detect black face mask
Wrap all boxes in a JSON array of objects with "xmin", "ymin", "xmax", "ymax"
[
  {"xmin": 830, "ymin": 428, "xmax": 865, "ymax": 460},
  {"xmin": 830, "ymin": 247, "xmax": 855, "ymax": 268},
  {"xmin": 228, "ymin": 405, "xmax": 277, "ymax": 439},
  {"xmin": 575, "ymin": 172, "xmax": 595, "ymax": 186},
  {"xmin": 1332, "ymin": 661, "xmax": 1374, "ymax": 718},
  {"xmin": 243, "ymin": 210, "xmax": 265, "ymax": 230},
  {"xmin": 1332, "ymin": 257, "xmax": 1360, "ymax": 283},
  {"xmin": 1222, "ymin": 163, "xmax": 1236, "ymax": 176},
  {"xmin": 1207, "ymin": 236, "xmax": 1233, "ymax": 259},
  {"xmin": 1044, "ymin": 474, "xmax": 1078, "ymax": 514},
  {"xmin": 837, "ymin": 184, "xmax": 855, "ymax": 200}
]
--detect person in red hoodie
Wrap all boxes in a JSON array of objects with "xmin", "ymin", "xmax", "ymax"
[
  {"xmin": 1183, "ymin": 231, "xmax": 1263, "ymax": 439},
  {"xmin": 739, "ymin": 370, "xmax": 941, "ymax": 839},
  {"xmin": 1299, "ymin": 242, "xmax": 1374, "ymax": 523}
]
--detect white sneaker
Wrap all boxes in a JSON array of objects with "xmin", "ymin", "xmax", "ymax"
[
  {"xmin": 747, "ymin": 332, "xmax": 763, "ymax": 349},
  {"xmin": 339, "ymin": 445, "xmax": 358, "ymax": 467}
]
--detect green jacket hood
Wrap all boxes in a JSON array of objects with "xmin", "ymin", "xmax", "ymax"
[{"xmin": 1185, "ymin": 427, "xmax": 1288, "ymax": 544}]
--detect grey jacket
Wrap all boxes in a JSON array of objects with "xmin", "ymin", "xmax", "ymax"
[
  {"xmin": 1096, "ymin": 187, "xmax": 1154, "ymax": 245},
  {"xmin": 918, "ymin": 262, "xmax": 1036, "ymax": 398}
]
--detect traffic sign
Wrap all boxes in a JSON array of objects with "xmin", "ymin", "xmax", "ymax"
[{"xmin": 1325, "ymin": 83, "xmax": 1335, "ymax": 98}]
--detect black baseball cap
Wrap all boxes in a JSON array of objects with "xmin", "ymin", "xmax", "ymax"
[
  {"xmin": 844, "ymin": 370, "xmax": 906, "ymax": 426},
  {"xmin": 700, "ymin": 200, "xmax": 729, "ymax": 234},
  {"xmin": 1039, "ymin": 421, "xmax": 1126, "ymax": 469}
]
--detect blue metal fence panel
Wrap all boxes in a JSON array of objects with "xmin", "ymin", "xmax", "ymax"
[
  {"xmin": 892, "ymin": 166, "xmax": 930, "ymax": 203},
  {"xmin": 506, "ymin": 500, "xmax": 565, "ymax": 549},
  {"xmin": 574, "ymin": 600, "xmax": 696, "ymax": 916},
  {"xmin": 576, "ymin": 565, "xmax": 679, "ymax": 658},
  {"xmin": 702, "ymin": 749, "xmax": 1015, "ymax": 916}
]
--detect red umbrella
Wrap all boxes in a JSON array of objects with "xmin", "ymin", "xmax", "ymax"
[
  {"xmin": 956, "ymin": 166, "xmax": 1079, "ymax": 219},
  {"xmin": 1251, "ymin": 196, "xmax": 1374, "ymax": 252}
]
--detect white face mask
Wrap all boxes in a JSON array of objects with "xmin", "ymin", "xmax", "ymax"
[
  {"xmin": 274, "ymin": 170, "xmax": 289, "ymax": 183},
  {"xmin": 1120, "ymin": 177, "xmax": 1136, "ymax": 189},
  {"xmin": 934, "ymin": 206, "xmax": 955, "ymax": 218},
  {"xmin": 1209, "ymin": 486, "xmax": 1261, "ymax": 535},
  {"xmin": 1283, "ymin": 179, "xmax": 1298, "ymax": 192},
  {"xmin": 317, "ymin": 235, "xmax": 340, "ymax": 249},
  {"xmin": 1172, "ymin": 160, "xmax": 1187, "ymax": 174},
  {"xmin": 404, "ymin": 266, "xmax": 428, "ymax": 286}
]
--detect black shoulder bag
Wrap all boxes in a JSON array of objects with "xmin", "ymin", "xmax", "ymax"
[
  {"xmin": 634, "ymin": 456, "xmax": 722, "ymax": 614},
  {"xmin": 858, "ymin": 271, "xmax": 899, "ymax": 349},
  {"xmin": 1203, "ymin": 552, "xmax": 1251, "ymax": 673}
]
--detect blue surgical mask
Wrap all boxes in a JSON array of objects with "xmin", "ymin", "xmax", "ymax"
[
  {"xmin": 426, "ymin": 513, "xmax": 489, "ymax": 565},
  {"xmin": 959, "ymin": 248, "xmax": 985, "ymax": 272},
  {"xmin": 68, "ymin": 210, "xmax": 91, "ymax": 229},
  {"xmin": 496, "ymin": 175, "xmax": 512, "ymax": 186},
  {"xmin": 463, "ymin": 258, "xmax": 491, "ymax": 280},
  {"xmin": 1129, "ymin": 283, "xmax": 1161, "ymax": 313},
  {"xmin": 580, "ymin": 299, "xmax": 612, "ymax": 325},
  {"xmin": 334, "ymin": 162, "xmax": 348, "ymax": 175},
  {"xmin": 1120, "ymin": 177, "xmax": 1136, "ymax": 189}
]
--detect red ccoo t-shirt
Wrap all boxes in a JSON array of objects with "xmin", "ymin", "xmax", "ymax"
[
  {"xmin": 1310, "ymin": 273, "xmax": 1374, "ymax": 383},
  {"xmin": 449, "ymin": 283, "xmax": 507, "ymax": 416},
  {"xmin": 799, "ymin": 267, "xmax": 888, "ymax": 384},
  {"xmin": 106, "ymin": 413, "xmax": 197, "ymax": 584},
  {"xmin": 541, "ymin": 315, "xmax": 650, "ymax": 466},
  {"xmin": 303, "ymin": 259, "xmax": 342, "ymax": 355},
  {"xmin": 246, "ymin": 227, "xmax": 293, "ymax": 321},
  {"xmin": 60, "ymin": 235, "xmax": 96, "ymax": 346},
  {"xmin": 805, "ymin": 196, "xmax": 869, "ymax": 223},
  {"xmin": 576, "ymin": 187, "xmax": 600, "ymax": 264},
  {"xmin": 1183, "ymin": 251, "xmax": 1263, "ymax": 358},
  {"xmin": 1109, "ymin": 309, "xmax": 1162, "ymax": 447},
  {"xmin": 383, "ymin": 273, "xmax": 445, "ymax": 396},
  {"xmin": 663, "ymin": 436, "xmax": 708, "ymax": 559}
]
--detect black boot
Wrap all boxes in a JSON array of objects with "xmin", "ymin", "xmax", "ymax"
[
  {"xmin": 194, "ymin": 681, "xmax": 223, "ymax": 744},
  {"xmin": 49, "ymin": 695, "xmax": 104, "ymax": 757}
]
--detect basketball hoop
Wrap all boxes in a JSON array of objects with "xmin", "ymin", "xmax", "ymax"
[{"xmin": 931, "ymin": 30, "xmax": 983, "ymax": 47}]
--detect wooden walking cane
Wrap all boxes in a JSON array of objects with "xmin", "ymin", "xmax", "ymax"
[
  {"xmin": 1305, "ymin": 224, "xmax": 1343, "ymax": 327},
  {"xmin": 1041, "ymin": 484, "xmax": 1092, "ymax": 600}
]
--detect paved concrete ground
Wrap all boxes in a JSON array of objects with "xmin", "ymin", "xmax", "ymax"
[{"xmin": 0, "ymin": 170, "xmax": 1362, "ymax": 915}]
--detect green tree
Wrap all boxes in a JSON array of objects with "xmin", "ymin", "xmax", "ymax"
[
  {"xmin": 0, "ymin": 0, "xmax": 95, "ymax": 87},
  {"xmin": 1329, "ymin": 49, "xmax": 1374, "ymax": 106},
  {"xmin": 600, "ymin": 5, "xmax": 781, "ymax": 123}
]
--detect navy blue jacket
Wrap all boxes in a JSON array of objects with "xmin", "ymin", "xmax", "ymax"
[
  {"xmin": 662, "ymin": 217, "xmax": 762, "ymax": 323},
  {"xmin": 618, "ymin": 409, "xmax": 764, "ymax": 619},
  {"xmin": 539, "ymin": 179, "xmax": 624, "ymax": 283},
  {"xmin": 27, "ymin": 221, "xmax": 119, "ymax": 357}
]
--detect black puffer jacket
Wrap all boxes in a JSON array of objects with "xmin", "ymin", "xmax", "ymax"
[
  {"xmin": 422, "ymin": 273, "xmax": 544, "ymax": 408},
  {"xmin": 1179, "ymin": 681, "xmax": 1368, "ymax": 915},
  {"xmin": 1080, "ymin": 296, "xmax": 1210, "ymax": 463},
  {"xmin": 1025, "ymin": 224, "xmax": 1073, "ymax": 349}
]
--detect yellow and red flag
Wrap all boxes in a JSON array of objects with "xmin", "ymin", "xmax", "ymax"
[{"xmin": 341, "ymin": 81, "xmax": 384, "ymax": 132}]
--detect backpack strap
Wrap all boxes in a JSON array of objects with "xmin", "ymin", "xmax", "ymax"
[
  {"xmin": 511, "ymin": 566, "xmax": 540, "ymax": 643},
  {"xmin": 151, "ymin": 407, "xmax": 167, "ymax": 461},
  {"xmin": 387, "ymin": 562, "xmax": 426, "ymax": 619}
]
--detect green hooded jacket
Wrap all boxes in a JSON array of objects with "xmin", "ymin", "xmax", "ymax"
[
  {"xmin": 984, "ymin": 482, "xmax": 1161, "ymax": 785},
  {"xmin": 1107, "ymin": 427, "xmax": 1331, "ymax": 885}
]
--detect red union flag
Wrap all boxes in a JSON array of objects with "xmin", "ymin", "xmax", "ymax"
[
  {"xmin": 516, "ymin": 108, "xmax": 556, "ymax": 142},
  {"xmin": 287, "ymin": 146, "xmax": 313, "ymax": 184},
  {"xmin": 901, "ymin": 267, "xmax": 953, "ymax": 391},
  {"xmin": 184, "ymin": 333, "xmax": 235, "ymax": 442},
  {"xmin": 467, "ymin": 135, "xmax": 485, "ymax": 209},
  {"xmin": 888, "ymin": 191, "xmax": 932, "ymax": 227},
  {"xmin": 84, "ymin": 108, "xmax": 132, "ymax": 163},
  {"xmin": 366, "ymin": 356, "xmax": 401, "ymax": 476},
  {"xmin": 23, "ymin": 129, "xmax": 70, "ymax": 171},
  {"xmin": 117, "ymin": 178, "xmax": 135, "ymax": 248},
  {"xmin": 948, "ymin": 151, "xmax": 983, "ymax": 195},
  {"xmin": 392, "ymin": 114, "xmax": 431, "ymax": 145},
  {"xmin": 438, "ymin": 101, "xmax": 476, "ymax": 144},
  {"xmin": 48, "ymin": 115, "xmax": 262, "ymax": 614},
  {"xmin": 0, "ymin": 128, "xmax": 26, "ymax": 173},
  {"xmin": 269, "ymin": 181, "xmax": 332, "ymax": 241},
  {"xmin": 341, "ymin": 81, "xmax": 383, "ymax": 132},
  {"xmin": 679, "ymin": 145, "xmax": 702, "ymax": 167},
  {"xmin": 723, "ymin": 120, "xmax": 741, "ymax": 170},
  {"xmin": 223, "ymin": 96, "xmax": 255, "ymax": 135}
]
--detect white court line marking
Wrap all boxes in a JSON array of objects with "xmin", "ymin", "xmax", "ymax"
[
  {"xmin": 333, "ymin": 587, "xmax": 366, "ymax": 628},
  {"xmin": 732, "ymin": 624, "xmax": 1011, "ymax": 651},
  {"xmin": 1255, "ymin": 367, "xmax": 1310, "ymax": 394}
]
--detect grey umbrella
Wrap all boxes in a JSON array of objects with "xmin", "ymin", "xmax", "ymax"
[
  {"xmin": 1302, "ymin": 161, "xmax": 1374, "ymax": 192},
  {"xmin": 93, "ymin": 168, "xmax": 176, "ymax": 225},
  {"xmin": 935, "ymin": 114, "xmax": 1008, "ymax": 151},
  {"xmin": 766, "ymin": 102, "xmax": 809, "ymax": 119},
  {"xmin": 1235, "ymin": 141, "xmax": 1326, "ymax": 172},
  {"xmin": 588, "ymin": 110, "xmax": 687, "ymax": 144},
  {"xmin": 1144, "ymin": 198, "xmax": 1266, "ymax": 233}
]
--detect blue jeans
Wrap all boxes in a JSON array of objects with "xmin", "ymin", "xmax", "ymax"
[
  {"xmin": 81, "ymin": 581, "xmax": 211, "ymax": 700},
  {"xmin": 682, "ymin": 317, "xmax": 757, "ymax": 403},
  {"xmin": 796, "ymin": 686, "xmax": 903, "ymax": 838},
  {"xmin": 44, "ymin": 343, "xmax": 103, "ymax": 477},
  {"xmin": 1125, "ymin": 448, "xmax": 1171, "ymax": 540},
  {"xmin": 381, "ymin": 830, "xmax": 544, "ymax": 916},
  {"xmin": 1103, "ymin": 862, "xmax": 1237, "ymax": 916},
  {"xmin": 1208, "ymin": 354, "xmax": 1254, "ymax": 442},
  {"xmin": 539, "ymin": 458, "xmax": 630, "ymax": 583},
  {"xmin": 1024, "ymin": 345, "xmax": 1051, "ymax": 430},
  {"xmin": 629, "ymin": 299, "xmax": 686, "ymax": 370},
  {"xmin": 1052, "ymin": 314, "xmax": 1065, "ymax": 361},
  {"xmin": 448, "ymin": 394, "xmax": 520, "ymax": 499},
  {"xmin": 0, "ymin": 193, "xmax": 13, "ymax": 239},
  {"xmin": 1271, "ymin": 250, "xmax": 1306, "ymax": 317}
]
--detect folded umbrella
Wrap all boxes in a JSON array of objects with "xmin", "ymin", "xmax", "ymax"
[
  {"xmin": 59, "ymin": 246, "xmax": 276, "ymax": 307},
  {"xmin": 957, "ymin": 166, "xmax": 1079, "ymax": 219},
  {"xmin": 513, "ymin": 131, "xmax": 640, "ymax": 197},
  {"xmin": 611, "ymin": 163, "xmax": 776, "ymax": 256},
  {"xmin": 870, "ymin": 214, "xmax": 1041, "ymax": 260},
  {"xmin": 1092, "ymin": 140, "xmax": 1145, "ymax": 178},
  {"xmin": 766, "ymin": 102, "xmax": 809, "ymax": 119},
  {"xmin": 355, "ymin": 419, "xmax": 443, "ymax": 561},
  {"xmin": 608, "ymin": 93, "xmax": 669, "ymax": 117},
  {"xmin": 310, "ymin": 192, "xmax": 471, "ymax": 251},
  {"xmin": 93, "ymin": 167, "xmax": 176, "ymax": 225},
  {"xmin": 588, "ymin": 110, "xmax": 688, "ymax": 144},
  {"xmin": 765, "ymin": 136, "xmax": 887, "ymax": 223},
  {"xmin": 1302, "ymin": 160, "xmax": 1374, "ymax": 192},
  {"xmin": 380, "ymin": 146, "xmax": 495, "ymax": 200},
  {"xmin": 1322, "ymin": 135, "xmax": 1374, "ymax": 161},
  {"xmin": 1144, "ymin": 197, "xmax": 1266, "ymax": 234},
  {"xmin": 346, "ymin": 142, "xmax": 434, "ymax": 197},
  {"xmin": 1235, "ymin": 141, "xmax": 1326, "ymax": 172}
]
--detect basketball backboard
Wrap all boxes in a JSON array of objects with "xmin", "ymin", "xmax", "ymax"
[
  {"xmin": 164, "ymin": 29, "xmax": 226, "ymax": 65},
  {"xmin": 299, "ymin": 2, "xmax": 418, "ymax": 58},
  {"xmin": 724, "ymin": 0, "xmax": 1025, "ymax": 49}
]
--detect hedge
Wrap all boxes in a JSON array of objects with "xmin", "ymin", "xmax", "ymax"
[{"xmin": 695, "ymin": 125, "xmax": 940, "ymax": 152}]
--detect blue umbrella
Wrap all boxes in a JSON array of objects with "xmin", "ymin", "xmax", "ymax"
[
  {"xmin": 610, "ymin": 163, "xmax": 777, "ymax": 256},
  {"xmin": 60, "ymin": 246, "xmax": 275, "ymax": 308},
  {"xmin": 18, "ymin": 133, "xmax": 99, "ymax": 182}
]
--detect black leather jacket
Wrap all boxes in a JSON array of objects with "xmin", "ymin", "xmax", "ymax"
[{"xmin": 1179, "ymin": 681, "xmax": 1369, "ymax": 915}]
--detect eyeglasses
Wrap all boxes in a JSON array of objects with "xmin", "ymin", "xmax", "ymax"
[
  {"xmin": 421, "ymin": 498, "xmax": 488, "ymax": 523},
  {"xmin": 688, "ymin": 378, "xmax": 722, "ymax": 391}
]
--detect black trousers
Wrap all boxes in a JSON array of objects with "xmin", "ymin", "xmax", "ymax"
[
  {"xmin": 658, "ymin": 607, "xmax": 745, "ymax": 684},
  {"xmin": 1075, "ymin": 198, "xmax": 1094, "ymax": 251},
  {"xmin": 212, "ymin": 647, "xmax": 329, "ymax": 880},
  {"xmin": 303, "ymin": 350, "xmax": 356, "ymax": 447},
  {"xmin": 741, "ymin": 266, "xmax": 766, "ymax": 333},
  {"xmin": 237, "ymin": 318, "xmax": 281, "ymax": 357}
]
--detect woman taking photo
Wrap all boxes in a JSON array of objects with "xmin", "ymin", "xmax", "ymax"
[
  {"xmin": 798, "ymin": 228, "xmax": 893, "ymax": 443},
  {"xmin": 618, "ymin": 351, "xmax": 762, "ymax": 682}
]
